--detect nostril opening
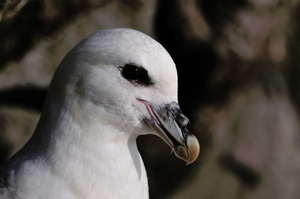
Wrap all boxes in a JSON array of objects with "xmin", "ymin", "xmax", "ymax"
[
  {"xmin": 175, "ymin": 113, "xmax": 190, "ymax": 129},
  {"xmin": 219, "ymin": 153, "xmax": 261, "ymax": 189},
  {"xmin": 168, "ymin": 102, "xmax": 190, "ymax": 129}
]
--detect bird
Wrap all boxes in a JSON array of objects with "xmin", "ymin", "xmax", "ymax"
[{"xmin": 0, "ymin": 28, "xmax": 200, "ymax": 199}]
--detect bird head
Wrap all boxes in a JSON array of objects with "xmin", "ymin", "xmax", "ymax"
[{"xmin": 50, "ymin": 28, "xmax": 199, "ymax": 164}]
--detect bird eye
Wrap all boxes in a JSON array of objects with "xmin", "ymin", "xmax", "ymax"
[{"xmin": 120, "ymin": 64, "xmax": 153, "ymax": 86}]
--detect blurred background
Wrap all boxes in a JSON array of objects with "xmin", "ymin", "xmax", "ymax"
[{"xmin": 1, "ymin": 0, "xmax": 300, "ymax": 198}]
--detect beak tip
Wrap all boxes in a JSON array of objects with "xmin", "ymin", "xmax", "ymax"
[
  {"xmin": 185, "ymin": 134, "xmax": 200, "ymax": 165},
  {"xmin": 174, "ymin": 134, "xmax": 200, "ymax": 165}
]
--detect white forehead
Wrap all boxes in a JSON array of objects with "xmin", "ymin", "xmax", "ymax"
[{"xmin": 73, "ymin": 28, "xmax": 178, "ymax": 91}]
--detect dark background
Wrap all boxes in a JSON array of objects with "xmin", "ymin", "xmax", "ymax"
[{"xmin": 1, "ymin": 0, "xmax": 300, "ymax": 198}]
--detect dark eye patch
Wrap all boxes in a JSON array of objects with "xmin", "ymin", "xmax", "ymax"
[{"xmin": 120, "ymin": 64, "xmax": 153, "ymax": 86}]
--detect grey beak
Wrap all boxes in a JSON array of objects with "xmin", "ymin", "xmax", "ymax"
[{"xmin": 138, "ymin": 99, "xmax": 200, "ymax": 165}]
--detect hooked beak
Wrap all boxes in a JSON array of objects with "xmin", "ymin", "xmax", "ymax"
[{"xmin": 138, "ymin": 99, "xmax": 200, "ymax": 165}]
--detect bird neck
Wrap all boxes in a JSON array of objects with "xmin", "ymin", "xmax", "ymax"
[{"xmin": 17, "ymin": 95, "xmax": 149, "ymax": 198}]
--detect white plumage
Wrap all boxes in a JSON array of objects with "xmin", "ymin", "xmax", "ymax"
[{"xmin": 0, "ymin": 28, "xmax": 199, "ymax": 199}]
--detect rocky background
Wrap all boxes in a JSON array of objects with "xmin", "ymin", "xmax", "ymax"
[{"xmin": 1, "ymin": 0, "xmax": 300, "ymax": 198}]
